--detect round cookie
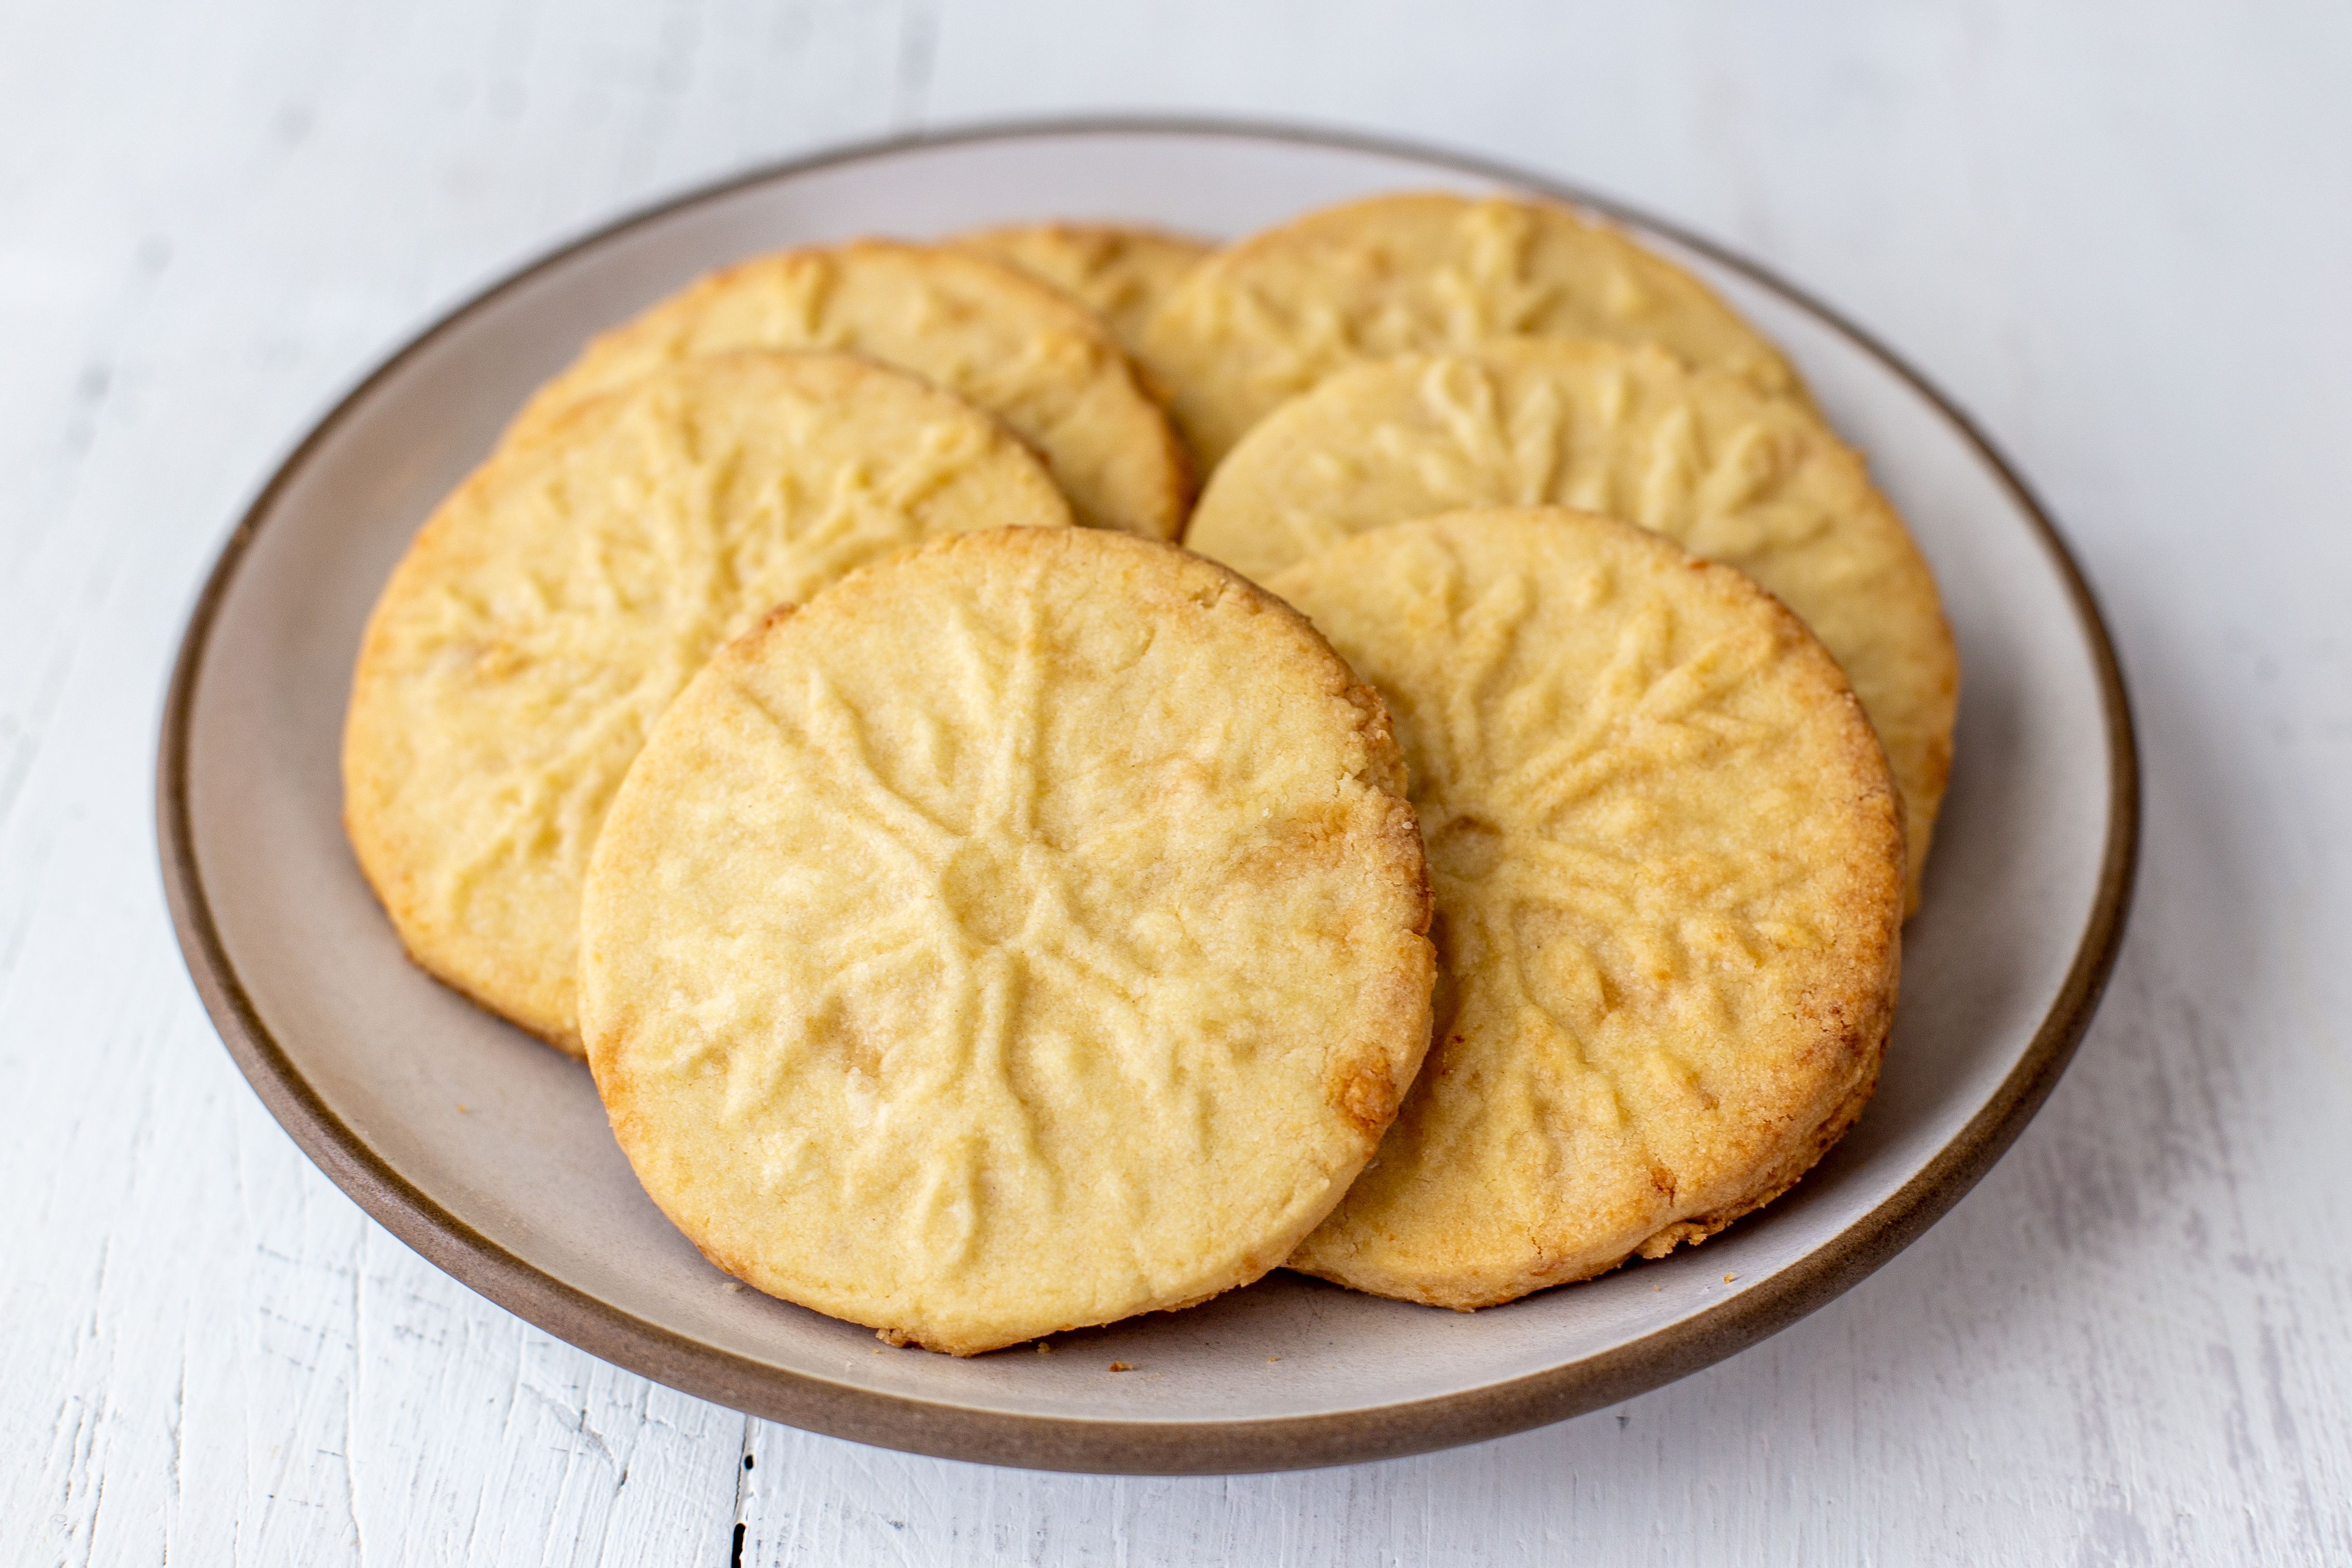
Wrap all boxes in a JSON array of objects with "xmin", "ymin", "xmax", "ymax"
[
  {"xmin": 578, "ymin": 528, "xmax": 1435, "ymax": 1354},
  {"xmin": 344, "ymin": 351, "xmax": 1073, "ymax": 1054},
  {"xmin": 1274, "ymin": 508, "xmax": 1903, "ymax": 1310},
  {"xmin": 954, "ymin": 221, "xmax": 1211, "ymax": 360},
  {"xmin": 1187, "ymin": 340, "xmax": 1955, "ymax": 908},
  {"xmin": 1141, "ymin": 190, "xmax": 1802, "ymax": 467},
  {"xmin": 506, "ymin": 240, "xmax": 1190, "ymax": 540}
]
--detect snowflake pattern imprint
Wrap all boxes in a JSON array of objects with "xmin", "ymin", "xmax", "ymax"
[
  {"xmin": 578, "ymin": 528, "xmax": 1433, "ymax": 1353},
  {"xmin": 1279, "ymin": 509, "xmax": 1902, "ymax": 1310}
]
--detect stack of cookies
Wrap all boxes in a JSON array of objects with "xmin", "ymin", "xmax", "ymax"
[{"xmin": 345, "ymin": 193, "xmax": 1954, "ymax": 1355}]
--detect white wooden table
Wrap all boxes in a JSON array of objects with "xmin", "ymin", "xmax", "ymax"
[{"xmin": 9, "ymin": 2, "xmax": 2349, "ymax": 1561}]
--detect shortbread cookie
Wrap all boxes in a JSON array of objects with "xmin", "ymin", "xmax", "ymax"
[
  {"xmin": 1142, "ymin": 191, "xmax": 1801, "ymax": 466},
  {"xmin": 1188, "ymin": 341, "xmax": 1955, "ymax": 906},
  {"xmin": 505, "ymin": 240, "xmax": 1189, "ymax": 540},
  {"xmin": 579, "ymin": 528, "xmax": 1434, "ymax": 1354},
  {"xmin": 1277, "ymin": 509, "xmax": 1902, "ymax": 1309},
  {"xmin": 955, "ymin": 222, "xmax": 1210, "ymax": 359},
  {"xmin": 344, "ymin": 352, "xmax": 1072, "ymax": 1053}
]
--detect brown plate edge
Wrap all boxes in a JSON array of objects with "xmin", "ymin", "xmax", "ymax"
[{"xmin": 152, "ymin": 115, "xmax": 2141, "ymax": 1477}]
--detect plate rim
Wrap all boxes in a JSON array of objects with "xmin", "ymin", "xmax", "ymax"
[{"xmin": 153, "ymin": 114, "xmax": 2141, "ymax": 1476}]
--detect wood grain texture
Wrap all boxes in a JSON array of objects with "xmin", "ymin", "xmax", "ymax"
[{"xmin": 5, "ymin": 0, "xmax": 2349, "ymax": 1562}]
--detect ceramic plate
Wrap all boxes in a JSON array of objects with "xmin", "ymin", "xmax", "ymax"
[{"xmin": 157, "ymin": 120, "xmax": 2136, "ymax": 1475}]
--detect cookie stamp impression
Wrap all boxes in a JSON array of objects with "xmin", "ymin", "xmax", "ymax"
[
  {"xmin": 506, "ymin": 240, "xmax": 1191, "ymax": 540},
  {"xmin": 1276, "ymin": 509, "xmax": 1903, "ymax": 1309},
  {"xmin": 1188, "ymin": 340, "xmax": 1956, "ymax": 907},
  {"xmin": 1143, "ymin": 191, "xmax": 1802, "ymax": 466},
  {"xmin": 344, "ymin": 352, "xmax": 1072, "ymax": 1053},
  {"xmin": 579, "ymin": 528, "xmax": 1435, "ymax": 1354}
]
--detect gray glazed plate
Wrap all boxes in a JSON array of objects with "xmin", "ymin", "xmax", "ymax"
[{"xmin": 158, "ymin": 120, "xmax": 2136, "ymax": 1475}]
